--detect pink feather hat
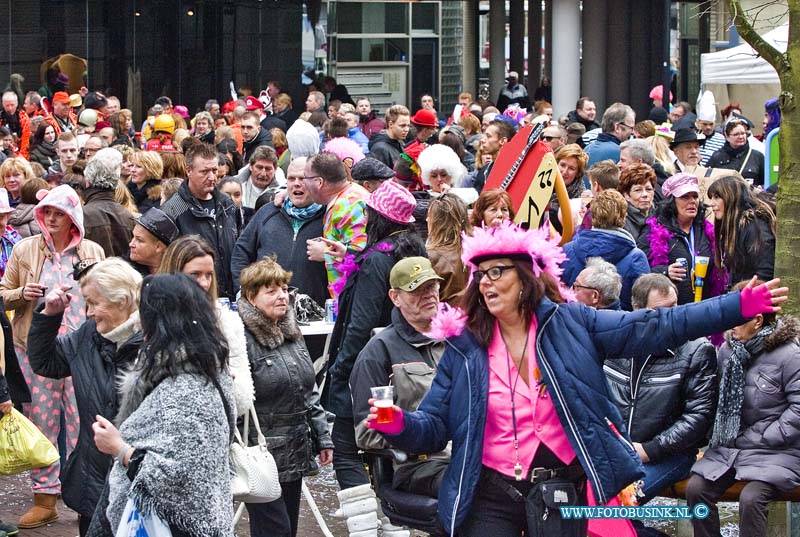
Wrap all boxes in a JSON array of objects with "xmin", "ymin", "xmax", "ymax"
[
  {"xmin": 424, "ymin": 221, "xmax": 574, "ymax": 341},
  {"xmin": 461, "ymin": 220, "xmax": 568, "ymax": 282}
]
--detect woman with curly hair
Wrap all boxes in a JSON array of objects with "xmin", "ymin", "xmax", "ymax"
[
  {"xmin": 618, "ymin": 163, "xmax": 657, "ymax": 242},
  {"xmin": 707, "ymin": 175, "xmax": 776, "ymax": 288}
]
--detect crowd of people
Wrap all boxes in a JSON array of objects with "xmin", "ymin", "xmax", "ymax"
[{"xmin": 0, "ymin": 76, "xmax": 792, "ymax": 537}]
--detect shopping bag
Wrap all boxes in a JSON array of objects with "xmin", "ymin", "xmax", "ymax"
[
  {"xmin": 115, "ymin": 498, "xmax": 173, "ymax": 537},
  {"xmin": 0, "ymin": 408, "xmax": 59, "ymax": 475}
]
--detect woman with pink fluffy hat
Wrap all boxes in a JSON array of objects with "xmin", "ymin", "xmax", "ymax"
[{"xmin": 365, "ymin": 221, "xmax": 786, "ymax": 536}]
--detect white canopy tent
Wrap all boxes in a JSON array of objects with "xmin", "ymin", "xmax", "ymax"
[{"xmin": 700, "ymin": 24, "xmax": 786, "ymax": 132}]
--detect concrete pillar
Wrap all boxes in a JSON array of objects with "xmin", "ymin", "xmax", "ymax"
[
  {"xmin": 489, "ymin": 1, "xmax": 506, "ymax": 104},
  {"xmin": 580, "ymin": 0, "xmax": 607, "ymax": 109},
  {"xmin": 551, "ymin": 0, "xmax": 580, "ymax": 117},
  {"xmin": 509, "ymin": 0, "xmax": 525, "ymax": 81},
  {"xmin": 527, "ymin": 0, "xmax": 543, "ymax": 92},
  {"xmin": 462, "ymin": 0, "xmax": 479, "ymax": 95},
  {"xmin": 544, "ymin": 0, "xmax": 552, "ymax": 79}
]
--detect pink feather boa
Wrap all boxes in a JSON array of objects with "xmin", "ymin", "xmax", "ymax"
[
  {"xmin": 424, "ymin": 303, "xmax": 468, "ymax": 340},
  {"xmin": 330, "ymin": 241, "xmax": 393, "ymax": 297},
  {"xmin": 644, "ymin": 216, "xmax": 728, "ymax": 301}
]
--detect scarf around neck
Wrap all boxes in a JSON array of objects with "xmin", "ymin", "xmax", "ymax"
[
  {"xmin": 710, "ymin": 324, "xmax": 775, "ymax": 447},
  {"xmin": 283, "ymin": 198, "xmax": 321, "ymax": 221}
]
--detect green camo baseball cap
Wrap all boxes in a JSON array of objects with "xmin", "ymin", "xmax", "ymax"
[{"xmin": 390, "ymin": 257, "xmax": 443, "ymax": 292}]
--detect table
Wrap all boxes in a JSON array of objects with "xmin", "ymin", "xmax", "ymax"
[{"xmin": 300, "ymin": 321, "xmax": 335, "ymax": 382}]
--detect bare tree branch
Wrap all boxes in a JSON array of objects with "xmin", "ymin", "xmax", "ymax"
[{"xmin": 729, "ymin": 0, "xmax": 790, "ymax": 74}]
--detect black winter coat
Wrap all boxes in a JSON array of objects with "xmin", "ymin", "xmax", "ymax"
[
  {"xmin": 724, "ymin": 212, "xmax": 775, "ymax": 288},
  {"xmin": 693, "ymin": 317, "xmax": 800, "ymax": 491},
  {"xmin": 27, "ymin": 310, "xmax": 142, "ymax": 517},
  {"xmin": 82, "ymin": 188, "xmax": 134, "ymax": 258},
  {"xmin": 242, "ymin": 127, "xmax": 273, "ymax": 164},
  {"xmin": 637, "ymin": 214, "xmax": 714, "ymax": 305},
  {"xmin": 237, "ymin": 300, "xmax": 333, "ymax": 482},
  {"xmin": 0, "ymin": 306, "xmax": 28, "ymax": 405},
  {"xmin": 706, "ymin": 141, "xmax": 765, "ymax": 186},
  {"xmin": 128, "ymin": 179, "xmax": 162, "ymax": 214},
  {"xmin": 623, "ymin": 202, "xmax": 654, "ymax": 247},
  {"xmin": 29, "ymin": 141, "xmax": 57, "ymax": 169},
  {"xmin": 323, "ymin": 239, "xmax": 400, "ymax": 417},
  {"xmin": 231, "ymin": 204, "xmax": 327, "ymax": 306},
  {"xmin": 162, "ymin": 181, "xmax": 242, "ymax": 299},
  {"xmin": 368, "ymin": 132, "xmax": 404, "ymax": 169},
  {"xmin": 604, "ymin": 338, "xmax": 718, "ymax": 462}
]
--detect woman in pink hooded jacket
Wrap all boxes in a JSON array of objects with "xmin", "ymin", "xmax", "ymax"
[{"xmin": 0, "ymin": 185, "xmax": 104, "ymax": 529}]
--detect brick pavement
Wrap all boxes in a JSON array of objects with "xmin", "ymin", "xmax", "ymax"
[{"xmin": 1, "ymin": 468, "xmax": 352, "ymax": 537}]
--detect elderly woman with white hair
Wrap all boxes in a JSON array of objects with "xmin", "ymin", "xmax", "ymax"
[
  {"xmin": 82, "ymin": 148, "xmax": 135, "ymax": 257},
  {"xmin": 27, "ymin": 258, "xmax": 143, "ymax": 536},
  {"xmin": 412, "ymin": 144, "xmax": 476, "ymax": 238}
]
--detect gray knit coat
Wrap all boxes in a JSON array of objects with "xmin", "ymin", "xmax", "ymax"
[{"xmin": 106, "ymin": 369, "xmax": 235, "ymax": 536}]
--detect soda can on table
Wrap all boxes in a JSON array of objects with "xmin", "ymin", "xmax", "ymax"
[{"xmin": 325, "ymin": 299, "xmax": 337, "ymax": 323}]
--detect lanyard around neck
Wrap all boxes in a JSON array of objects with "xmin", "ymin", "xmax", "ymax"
[{"xmin": 502, "ymin": 330, "xmax": 530, "ymax": 481}]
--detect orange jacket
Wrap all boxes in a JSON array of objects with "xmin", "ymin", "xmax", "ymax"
[
  {"xmin": 45, "ymin": 111, "xmax": 78, "ymax": 137},
  {"xmin": 0, "ymin": 110, "xmax": 31, "ymax": 159}
]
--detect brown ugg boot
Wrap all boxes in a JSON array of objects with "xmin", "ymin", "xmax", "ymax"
[{"xmin": 17, "ymin": 494, "xmax": 59, "ymax": 528}]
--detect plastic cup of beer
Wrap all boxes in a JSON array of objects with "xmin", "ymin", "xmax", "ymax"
[{"xmin": 371, "ymin": 386, "xmax": 394, "ymax": 424}]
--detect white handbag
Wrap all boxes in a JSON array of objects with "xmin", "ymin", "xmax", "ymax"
[{"xmin": 230, "ymin": 405, "xmax": 282, "ymax": 503}]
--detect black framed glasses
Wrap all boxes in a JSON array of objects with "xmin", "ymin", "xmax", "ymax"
[
  {"xmin": 303, "ymin": 175, "xmax": 322, "ymax": 181},
  {"xmin": 572, "ymin": 282, "xmax": 598, "ymax": 292},
  {"xmin": 617, "ymin": 122, "xmax": 635, "ymax": 130},
  {"xmin": 474, "ymin": 265, "xmax": 515, "ymax": 282}
]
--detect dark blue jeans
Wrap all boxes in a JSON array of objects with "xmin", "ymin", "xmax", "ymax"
[
  {"xmin": 331, "ymin": 416, "xmax": 370, "ymax": 490},
  {"xmin": 639, "ymin": 451, "xmax": 696, "ymax": 504},
  {"xmin": 246, "ymin": 478, "xmax": 303, "ymax": 537}
]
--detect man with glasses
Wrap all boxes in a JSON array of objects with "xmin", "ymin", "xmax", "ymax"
[
  {"xmin": 584, "ymin": 103, "xmax": 635, "ymax": 185},
  {"xmin": 303, "ymin": 153, "xmax": 369, "ymax": 295},
  {"xmin": 542, "ymin": 125, "xmax": 567, "ymax": 153},
  {"xmin": 571, "ymin": 257, "xmax": 622, "ymax": 310},
  {"xmin": 232, "ymin": 157, "xmax": 328, "ymax": 305}
]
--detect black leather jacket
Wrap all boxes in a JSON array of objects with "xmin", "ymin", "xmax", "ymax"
[
  {"xmin": 238, "ymin": 301, "xmax": 333, "ymax": 483},
  {"xmin": 603, "ymin": 338, "xmax": 718, "ymax": 462}
]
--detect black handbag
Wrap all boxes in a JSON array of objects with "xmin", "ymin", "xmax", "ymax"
[{"xmin": 525, "ymin": 477, "xmax": 588, "ymax": 537}]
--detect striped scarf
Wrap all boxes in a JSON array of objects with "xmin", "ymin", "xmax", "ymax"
[{"xmin": 710, "ymin": 324, "xmax": 775, "ymax": 447}]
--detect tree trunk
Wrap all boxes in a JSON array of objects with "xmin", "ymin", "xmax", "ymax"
[
  {"xmin": 731, "ymin": 0, "xmax": 800, "ymax": 315},
  {"xmin": 775, "ymin": 1, "xmax": 800, "ymax": 316}
]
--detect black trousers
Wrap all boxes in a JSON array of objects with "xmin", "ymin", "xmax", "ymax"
[
  {"xmin": 246, "ymin": 478, "xmax": 303, "ymax": 537},
  {"xmin": 458, "ymin": 466, "xmax": 587, "ymax": 537},
  {"xmin": 331, "ymin": 416, "xmax": 370, "ymax": 490},
  {"xmin": 686, "ymin": 469, "xmax": 781, "ymax": 537}
]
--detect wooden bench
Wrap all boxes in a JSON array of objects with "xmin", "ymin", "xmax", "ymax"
[
  {"xmin": 659, "ymin": 480, "xmax": 800, "ymax": 536},
  {"xmin": 661, "ymin": 479, "xmax": 800, "ymax": 502}
]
